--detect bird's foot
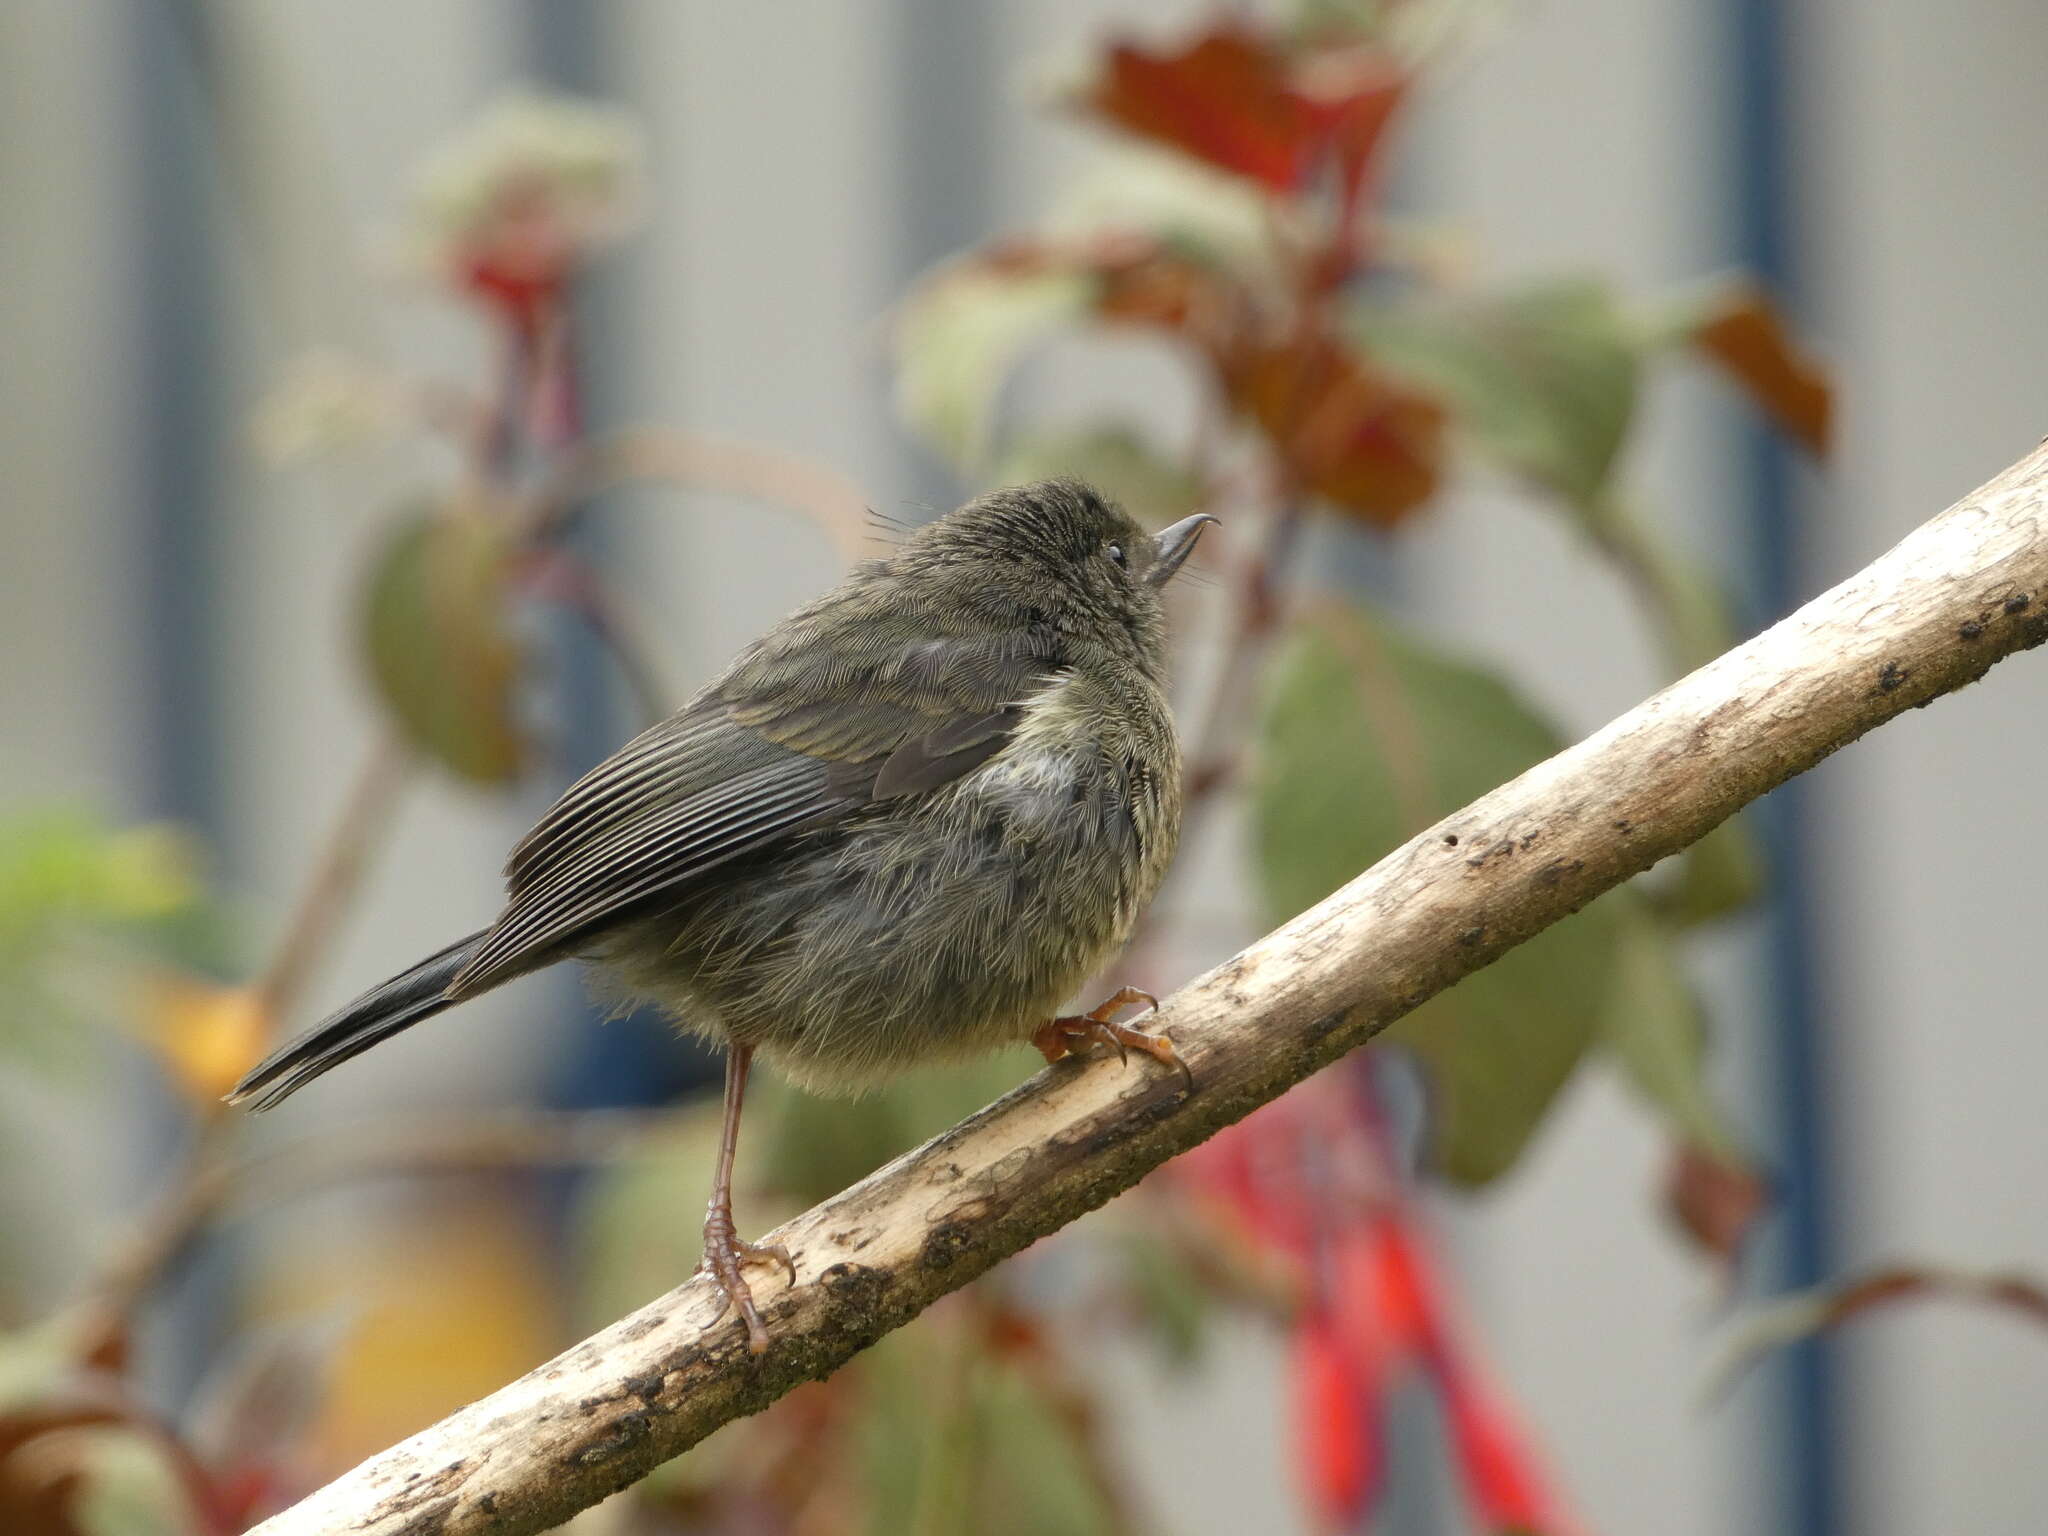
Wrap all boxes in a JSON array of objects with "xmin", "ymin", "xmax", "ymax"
[
  {"xmin": 700, "ymin": 1205, "xmax": 795, "ymax": 1356},
  {"xmin": 1034, "ymin": 987, "xmax": 1191, "ymax": 1089}
]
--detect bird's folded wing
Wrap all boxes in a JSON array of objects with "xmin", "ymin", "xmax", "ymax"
[{"xmin": 448, "ymin": 621, "xmax": 1062, "ymax": 997}]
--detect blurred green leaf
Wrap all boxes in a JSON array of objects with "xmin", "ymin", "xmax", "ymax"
[
  {"xmin": 1044, "ymin": 146, "xmax": 1276, "ymax": 281},
  {"xmin": 359, "ymin": 504, "xmax": 527, "ymax": 786},
  {"xmin": 971, "ymin": 1354, "xmax": 1121, "ymax": 1536},
  {"xmin": 1253, "ymin": 602, "xmax": 1619, "ymax": 1183},
  {"xmin": 0, "ymin": 1322, "xmax": 202, "ymax": 1536},
  {"xmin": 1579, "ymin": 494, "xmax": 1739, "ymax": 674},
  {"xmin": 1114, "ymin": 1227, "xmax": 1213, "ymax": 1368},
  {"xmin": 0, "ymin": 810, "xmax": 200, "ymax": 932},
  {"xmin": 1664, "ymin": 820, "xmax": 1764, "ymax": 927},
  {"xmin": 61, "ymin": 1430, "xmax": 199, "ymax": 1536},
  {"xmin": 759, "ymin": 1056, "xmax": 1027, "ymax": 1210},
  {"xmin": 1356, "ymin": 278, "xmax": 1640, "ymax": 510},
  {"xmin": 859, "ymin": 1318, "xmax": 1117, "ymax": 1536},
  {"xmin": 1600, "ymin": 898, "xmax": 1746, "ymax": 1164},
  {"xmin": 0, "ymin": 808, "xmax": 207, "ymax": 1080},
  {"xmin": 1572, "ymin": 497, "xmax": 1762, "ymax": 924},
  {"xmin": 0, "ymin": 1321, "xmax": 76, "ymax": 1415},
  {"xmin": 572, "ymin": 1108, "xmax": 726, "ymax": 1331},
  {"xmin": 991, "ymin": 426, "xmax": 1203, "ymax": 530},
  {"xmin": 860, "ymin": 1318, "xmax": 977, "ymax": 1536},
  {"xmin": 1601, "ymin": 899, "xmax": 1767, "ymax": 1260},
  {"xmin": 894, "ymin": 265, "xmax": 1097, "ymax": 472}
]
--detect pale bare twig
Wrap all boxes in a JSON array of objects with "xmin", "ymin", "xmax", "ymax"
[{"xmin": 251, "ymin": 440, "xmax": 2048, "ymax": 1536}]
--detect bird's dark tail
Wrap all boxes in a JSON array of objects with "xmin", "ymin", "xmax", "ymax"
[{"xmin": 225, "ymin": 931, "xmax": 486, "ymax": 1111}]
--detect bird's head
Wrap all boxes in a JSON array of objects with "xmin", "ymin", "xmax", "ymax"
[{"xmin": 894, "ymin": 479, "xmax": 1215, "ymax": 673}]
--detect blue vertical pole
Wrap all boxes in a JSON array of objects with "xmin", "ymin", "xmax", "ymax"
[
  {"xmin": 1728, "ymin": 4, "xmax": 1840, "ymax": 1533},
  {"xmin": 125, "ymin": 0, "xmax": 231, "ymax": 1403},
  {"xmin": 889, "ymin": 0, "xmax": 996, "ymax": 514},
  {"xmin": 127, "ymin": 0, "xmax": 222, "ymax": 834}
]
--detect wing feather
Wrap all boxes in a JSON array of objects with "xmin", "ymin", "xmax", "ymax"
[{"xmin": 450, "ymin": 613, "xmax": 1069, "ymax": 1000}]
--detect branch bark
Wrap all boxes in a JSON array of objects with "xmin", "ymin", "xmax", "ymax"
[{"xmin": 252, "ymin": 443, "xmax": 2048, "ymax": 1536}]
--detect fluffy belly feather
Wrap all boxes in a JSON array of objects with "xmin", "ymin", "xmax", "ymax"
[{"xmin": 595, "ymin": 738, "xmax": 1161, "ymax": 1094}]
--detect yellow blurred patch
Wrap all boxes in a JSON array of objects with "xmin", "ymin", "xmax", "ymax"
[
  {"xmin": 135, "ymin": 974, "xmax": 272, "ymax": 1106},
  {"xmin": 258, "ymin": 1198, "xmax": 561, "ymax": 1470}
]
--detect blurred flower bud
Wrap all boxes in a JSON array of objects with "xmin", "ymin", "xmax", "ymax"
[{"xmin": 395, "ymin": 89, "xmax": 644, "ymax": 330}]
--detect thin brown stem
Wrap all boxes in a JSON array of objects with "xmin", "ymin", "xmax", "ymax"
[
  {"xmin": 249, "ymin": 733, "xmax": 412, "ymax": 1032},
  {"xmin": 72, "ymin": 737, "xmax": 414, "ymax": 1349},
  {"xmin": 523, "ymin": 548, "xmax": 676, "ymax": 726},
  {"xmin": 1581, "ymin": 489, "xmax": 1733, "ymax": 677},
  {"xmin": 70, "ymin": 1110, "xmax": 674, "ymax": 1360},
  {"xmin": 531, "ymin": 425, "xmax": 875, "ymax": 563},
  {"xmin": 226, "ymin": 1109, "xmax": 676, "ymax": 1217}
]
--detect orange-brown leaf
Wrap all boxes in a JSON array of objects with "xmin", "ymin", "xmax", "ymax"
[
  {"xmin": 1692, "ymin": 286, "xmax": 1833, "ymax": 454},
  {"xmin": 1093, "ymin": 241, "xmax": 1250, "ymax": 357},
  {"xmin": 1233, "ymin": 340, "xmax": 1445, "ymax": 526},
  {"xmin": 1665, "ymin": 1140, "xmax": 1770, "ymax": 1263}
]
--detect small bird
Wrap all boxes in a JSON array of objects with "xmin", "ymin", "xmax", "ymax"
[{"xmin": 229, "ymin": 480, "xmax": 1213, "ymax": 1353}]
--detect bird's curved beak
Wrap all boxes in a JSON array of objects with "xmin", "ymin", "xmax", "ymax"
[{"xmin": 1146, "ymin": 512, "xmax": 1219, "ymax": 587}]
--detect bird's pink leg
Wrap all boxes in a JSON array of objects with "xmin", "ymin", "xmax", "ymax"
[{"xmin": 700, "ymin": 1044, "xmax": 795, "ymax": 1354}]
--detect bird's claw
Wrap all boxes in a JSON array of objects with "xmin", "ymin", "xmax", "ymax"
[
  {"xmin": 701, "ymin": 1216, "xmax": 795, "ymax": 1355},
  {"xmin": 1034, "ymin": 986, "xmax": 1191, "ymax": 1090}
]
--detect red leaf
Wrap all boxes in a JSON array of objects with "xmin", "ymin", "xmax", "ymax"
[
  {"xmin": 1177, "ymin": 1095, "xmax": 1320, "ymax": 1260},
  {"xmin": 1292, "ymin": 1309, "xmax": 1381, "ymax": 1531},
  {"xmin": 1085, "ymin": 24, "xmax": 1408, "ymax": 207},
  {"xmin": 1089, "ymin": 26, "xmax": 1317, "ymax": 192},
  {"xmin": 1231, "ymin": 338, "xmax": 1446, "ymax": 525},
  {"xmin": 1295, "ymin": 46, "xmax": 1408, "ymax": 214},
  {"xmin": 1364, "ymin": 1214, "xmax": 1434, "ymax": 1357},
  {"xmin": 1358, "ymin": 1219, "xmax": 1584, "ymax": 1536},
  {"xmin": 1324, "ymin": 1226, "xmax": 1408, "ymax": 1395},
  {"xmin": 1689, "ymin": 285, "xmax": 1833, "ymax": 455},
  {"xmin": 1665, "ymin": 1140, "xmax": 1770, "ymax": 1263},
  {"xmin": 1193, "ymin": 1078, "xmax": 1586, "ymax": 1533},
  {"xmin": 1433, "ymin": 1343, "xmax": 1577, "ymax": 1535}
]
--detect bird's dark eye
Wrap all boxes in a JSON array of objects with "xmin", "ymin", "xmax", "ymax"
[{"xmin": 1107, "ymin": 543, "xmax": 1127, "ymax": 568}]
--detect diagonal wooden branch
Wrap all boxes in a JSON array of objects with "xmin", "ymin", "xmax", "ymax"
[{"xmin": 252, "ymin": 443, "xmax": 2048, "ymax": 1536}]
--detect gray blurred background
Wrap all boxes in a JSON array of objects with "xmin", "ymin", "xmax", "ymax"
[{"xmin": 4, "ymin": 3, "xmax": 2046, "ymax": 1534}]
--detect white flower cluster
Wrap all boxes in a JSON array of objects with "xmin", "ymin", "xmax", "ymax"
[
  {"xmin": 397, "ymin": 88, "xmax": 645, "ymax": 287},
  {"xmin": 249, "ymin": 348, "xmax": 406, "ymax": 468}
]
